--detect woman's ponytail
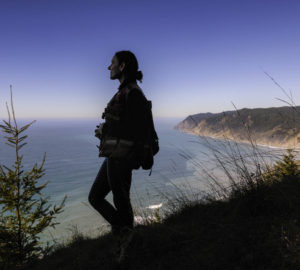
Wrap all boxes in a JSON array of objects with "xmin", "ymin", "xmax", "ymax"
[{"xmin": 136, "ymin": 70, "xmax": 143, "ymax": 82}]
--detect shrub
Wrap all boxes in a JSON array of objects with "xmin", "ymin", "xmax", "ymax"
[{"xmin": 0, "ymin": 89, "xmax": 66, "ymax": 268}]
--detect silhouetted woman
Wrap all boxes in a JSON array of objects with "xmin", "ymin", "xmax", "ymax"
[{"xmin": 88, "ymin": 51, "xmax": 148, "ymax": 237}]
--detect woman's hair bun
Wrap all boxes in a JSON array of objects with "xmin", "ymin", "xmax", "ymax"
[{"xmin": 136, "ymin": 70, "xmax": 143, "ymax": 82}]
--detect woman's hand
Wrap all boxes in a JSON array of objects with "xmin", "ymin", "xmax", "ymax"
[{"xmin": 95, "ymin": 123, "xmax": 105, "ymax": 139}]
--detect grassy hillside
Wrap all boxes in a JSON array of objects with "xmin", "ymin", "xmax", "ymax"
[{"xmin": 18, "ymin": 150, "xmax": 300, "ymax": 270}]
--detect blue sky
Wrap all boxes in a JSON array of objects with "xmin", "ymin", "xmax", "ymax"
[{"xmin": 0, "ymin": 0, "xmax": 300, "ymax": 119}]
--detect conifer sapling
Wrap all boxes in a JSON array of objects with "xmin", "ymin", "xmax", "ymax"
[{"xmin": 0, "ymin": 87, "xmax": 66, "ymax": 267}]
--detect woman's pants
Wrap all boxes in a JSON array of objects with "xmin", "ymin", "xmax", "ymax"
[{"xmin": 88, "ymin": 158, "xmax": 134, "ymax": 231}]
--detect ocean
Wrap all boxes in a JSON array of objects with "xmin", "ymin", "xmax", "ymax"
[{"xmin": 0, "ymin": 117, "xmax": 287, "ymax": 245}]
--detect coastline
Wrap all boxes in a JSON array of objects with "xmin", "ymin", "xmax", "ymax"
[{"xmin": 174, "ymin": 128, "xmax": 300, "ymax": 152}]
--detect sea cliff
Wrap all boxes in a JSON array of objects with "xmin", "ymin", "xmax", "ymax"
[{"xmin": 175, "ymin": 106, "xmax": 300, "ymax": 149}]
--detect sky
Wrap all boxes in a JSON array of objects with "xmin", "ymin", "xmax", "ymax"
[{"xmin": 0, "ymin": 0, "xmax": 300, "ymax": 119}]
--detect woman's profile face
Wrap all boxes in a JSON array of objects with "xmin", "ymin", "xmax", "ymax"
[{"xmin": 108, "ymin": 55, "xmax": 124, "ymax": 80}]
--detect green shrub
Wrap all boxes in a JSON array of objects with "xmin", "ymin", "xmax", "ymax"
[{"xmin": 0, "ymin": 89, "xmax": 66, "ymax": 268}]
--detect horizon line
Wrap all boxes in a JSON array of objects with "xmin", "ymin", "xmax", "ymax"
[{"xmin": 0, "ymin": 116, "xmax": 186, "ymax": 120}]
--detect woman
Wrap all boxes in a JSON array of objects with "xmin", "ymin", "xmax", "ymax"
[{"xmin": 88, "ymin": 51, "xmax": 148, "ymax": 237}]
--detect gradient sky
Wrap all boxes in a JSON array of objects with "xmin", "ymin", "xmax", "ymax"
[{"xmin": 0, "ymin": 0, "xmax": 300, "ymax": 119}]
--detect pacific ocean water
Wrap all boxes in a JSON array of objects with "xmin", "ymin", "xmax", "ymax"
[{"xmin": 0, "ymin": 118, "xmax": 286, "ymax": 245}]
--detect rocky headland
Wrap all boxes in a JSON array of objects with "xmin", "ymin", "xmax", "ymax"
[{"xmin": 175, "ymin": 106, "xmax": 300, "ymax": 149}]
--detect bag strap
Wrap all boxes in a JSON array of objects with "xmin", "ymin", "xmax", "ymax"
[
  {"xmin": 147, "ymin": 100, "xmax": 158, "ymax": 141},
  {"xmin": 102, "ymin": 92, "xmax": 119, "ymax": 119}
]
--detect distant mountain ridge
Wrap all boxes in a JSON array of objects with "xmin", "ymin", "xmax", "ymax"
[{"xmin": 175, "ymin": 106, "xmax": 300, "ymax": 149}]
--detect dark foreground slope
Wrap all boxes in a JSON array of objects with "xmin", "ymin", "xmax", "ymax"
[
  {"xmin": 22, "ymin": 154, "xmax": 300, "ymax": 270},
  {"xmin": 175, "ymin": 106, "xmax": 300, "ymax": 149}
]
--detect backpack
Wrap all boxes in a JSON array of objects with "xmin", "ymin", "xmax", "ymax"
[
  {"xmin": 124, "ymin": 85, "xmax": 159, "ymax": 175},
  {"xmin": 140, "ymin": 99, "xmax": 159, "ymax": 173}
]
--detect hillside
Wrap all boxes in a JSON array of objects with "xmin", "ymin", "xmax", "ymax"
[
  {"xmin": 175, "ymin": 106, "xmax": 300, "ymax": 149},
  {"xmin": 19, "ymin": 151, "xmax": 300, "ymax": 270}
]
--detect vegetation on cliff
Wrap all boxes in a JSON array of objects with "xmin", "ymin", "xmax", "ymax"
[{"xmin": 175, "ymin": 106, "xmax": 300, "ymax": 148}]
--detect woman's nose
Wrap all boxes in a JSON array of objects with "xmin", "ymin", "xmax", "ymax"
[{"xmin": 108, "ymin": 65, "xmax": 111, "ymax": 70}]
